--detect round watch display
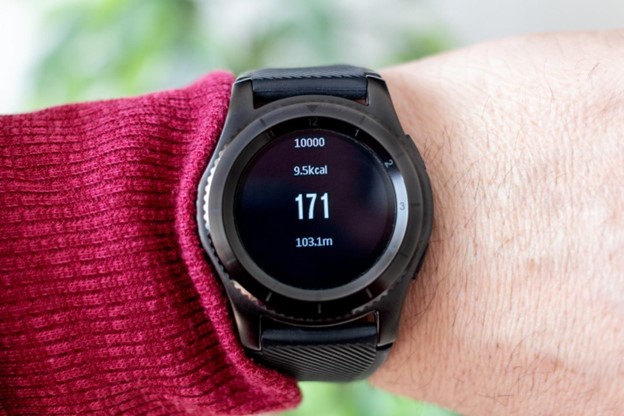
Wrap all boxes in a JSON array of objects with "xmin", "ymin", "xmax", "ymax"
[
  {"xmin": 201, "ymin": 99, "xmax": 425, "ymax": 311},
  {"xmin": 235, "ymin": 121, "xmax": 396, "ymax": 291}
]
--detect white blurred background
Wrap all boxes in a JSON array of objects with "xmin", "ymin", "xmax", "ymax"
[{"xmin": 433, "ymin": 0, "xmax": 622, "ymax": 45}]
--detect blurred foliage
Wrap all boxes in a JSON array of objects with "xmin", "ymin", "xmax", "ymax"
[
  {"xmin": 28, "ymin": 1, "xmax": 456, "ymax": 415},
  {"xmin": 27, "ymin": 0, "xmax": 452, "ymax": 109},
  {"xmin": 286, "ymin": 382, "xmax": 457, "ymax": 416}
]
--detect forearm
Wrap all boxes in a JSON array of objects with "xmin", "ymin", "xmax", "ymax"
[{"xmin": 375, "ymin": 31, "xmax": 624, "ymax": 415}]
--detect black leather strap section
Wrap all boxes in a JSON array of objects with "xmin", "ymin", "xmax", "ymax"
[
  {"xmin": 254, "ymin": 323, "xmax": 389, "ymax": 382},
  {"xmin": 248, "ymin": 65, "xmax": 370, "ymax": 101}
]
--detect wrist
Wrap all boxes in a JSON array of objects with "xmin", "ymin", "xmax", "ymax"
[
  {"xmin": 374, "ymin": 60, "xmax": 493, "ymax": 412},
  {"xmin": 374, "ymin": 32, "xmax": 624, "ymax": 415}
]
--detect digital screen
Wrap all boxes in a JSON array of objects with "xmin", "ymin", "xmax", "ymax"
[{"xmin": 235, "ymin": 125, "xmax": 396, "ymax": 291}]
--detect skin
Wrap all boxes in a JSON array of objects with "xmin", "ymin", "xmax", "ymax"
[{"xmin": 373, "ymin": 31, "xmax": 624, "ymax": 415}]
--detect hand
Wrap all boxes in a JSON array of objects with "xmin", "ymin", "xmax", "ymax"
[{"xmin": 374, "ymin": 31, "xmax": 624, "ymax": 415}]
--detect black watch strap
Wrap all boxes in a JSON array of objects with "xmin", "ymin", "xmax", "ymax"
[
  {"xmin": 243, "ymin": 65, "xmax": 388, "ymax": 382},
  {"xmin": 253, "ymin": 322, "xmax": 389, "ymax": 382},
  {"xmin": 247, "ymin": 64, "xmax": 373, "ymax": 101}
]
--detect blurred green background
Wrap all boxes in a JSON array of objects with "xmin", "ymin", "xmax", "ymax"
[
  {"xmin": 21, "ymin": 0, "xmax": 452, "ymax": 111},
  {"xmin": 9, "ymin": 0, "xmax": 456, "ymax": 414}
]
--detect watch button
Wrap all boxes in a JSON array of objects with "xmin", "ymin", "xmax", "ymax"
[
  {"xmin": 413, "ymin": 244, "xmax": 430, "ymax": 279},
  {"xmin": 405, "ymin": 134, "xmax": 426, "ymax": 170}
]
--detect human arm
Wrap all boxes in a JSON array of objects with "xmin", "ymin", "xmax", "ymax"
[
  {"xmin": 0, "ymin": 73, "xmax": 299, "ymax": 415},
  {"xmin": 373, "ymin": 31, "xmax": 624, "ymax": 415}
]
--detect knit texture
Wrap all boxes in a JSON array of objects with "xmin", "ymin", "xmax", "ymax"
[{"xmin": 0, "ymin": 72, "xmax": 300, "ymax": 415}]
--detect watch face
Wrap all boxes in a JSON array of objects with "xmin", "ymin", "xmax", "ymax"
[{"xmin": 234, "ymin": 118, "xmax": 396, "ymax": 291}]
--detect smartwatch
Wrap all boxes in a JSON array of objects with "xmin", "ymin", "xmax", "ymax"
[{"xmin": 197, "ymin": 65, "xmax": 433, "ymax": 382}]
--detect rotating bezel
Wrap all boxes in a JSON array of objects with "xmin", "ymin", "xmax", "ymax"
[{"xmin": 199, "ymin": 96, "xmax": 428, "ymax": 321}]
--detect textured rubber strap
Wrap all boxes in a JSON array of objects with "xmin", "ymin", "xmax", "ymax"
[
  {"xmin": 255, "ymin": 323, "xmax": 389, "ymax": 382},
  {"xmin": 244, "ymin": 65, "xmax": 388, "ymax": 381},
  {"xmin": 248, "ymin": 64, "xmax": 370, "ymax": 101}
]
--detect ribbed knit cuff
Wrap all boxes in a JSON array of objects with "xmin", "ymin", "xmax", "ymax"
[{"xmin": 0, "ymin": 72, "xmax": 300, "ymax": 415}]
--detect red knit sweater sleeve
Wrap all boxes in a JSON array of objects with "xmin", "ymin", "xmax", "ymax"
[{"xmin": 0, "ymin": 72, "xmax": 300, "ymax": 415}]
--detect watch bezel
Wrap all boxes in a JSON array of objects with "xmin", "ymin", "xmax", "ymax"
[{"xmin": 199, "ymin": 95, "xmax": 429, "ymax": 320}]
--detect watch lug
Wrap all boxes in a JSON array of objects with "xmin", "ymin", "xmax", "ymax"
[
  {"xmin": 218, "ymin": 78, "xmax": 256, "ymax": 143},
  {"xmin": 365, "ymin": 76, "xmax": 406, "ymax": 136},
  {"xmin": 219, "ymin": 278, "xmax": 262, "ymax": 351},
  {"xmin": 375, "ymin": 274, "xmax": 413, "ymax": 347}
]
